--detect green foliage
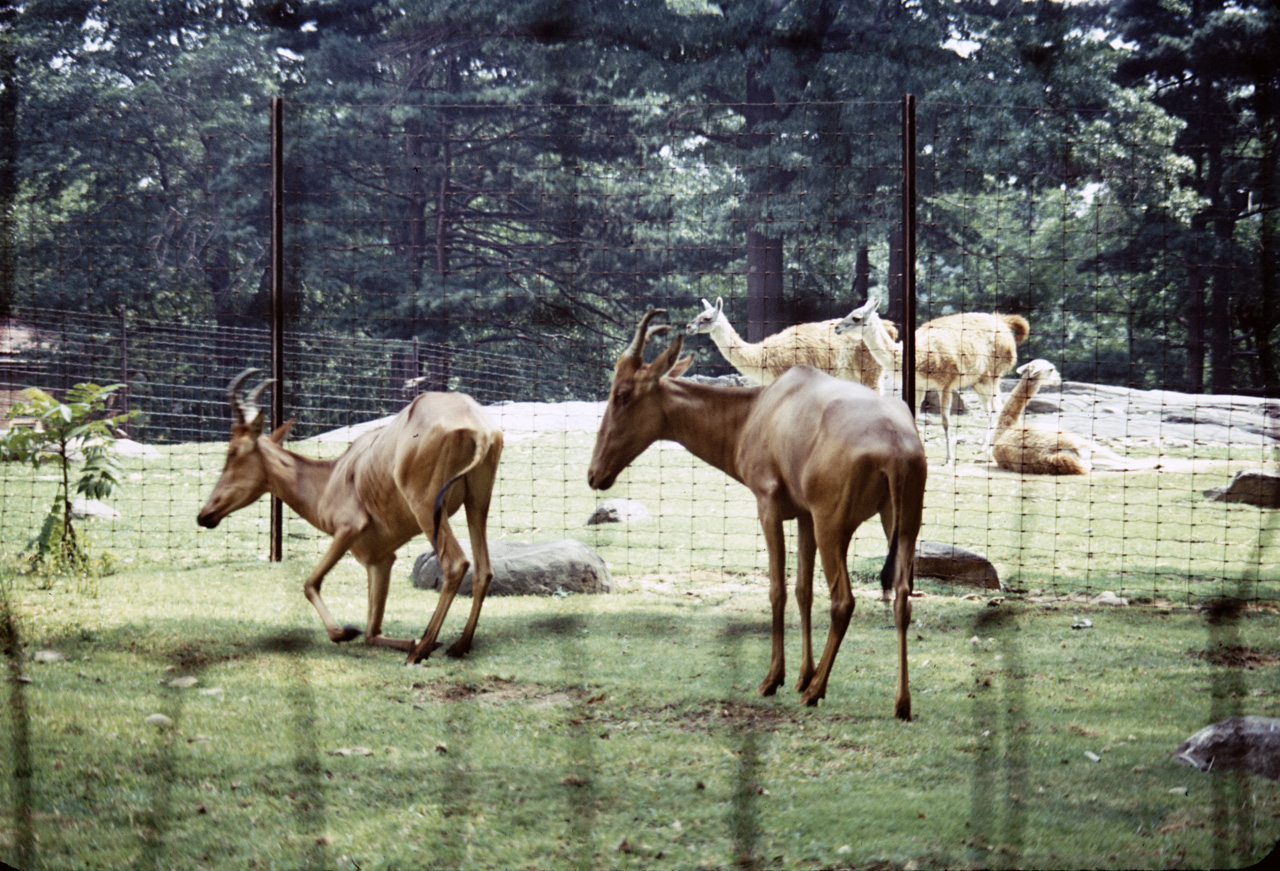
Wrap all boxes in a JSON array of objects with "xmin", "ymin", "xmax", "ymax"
[{"xmin": 0, "ymin": 383, "xmax": 135, "ymax": 578}]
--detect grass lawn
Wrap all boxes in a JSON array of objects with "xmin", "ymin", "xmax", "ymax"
[
  {"xmin": 2, "ymin": 412, "xmax": 1278, "ymax": 869},
  {"xmin": 4, "ymin": 558, "xmax": 1280, "ymax": 869}
]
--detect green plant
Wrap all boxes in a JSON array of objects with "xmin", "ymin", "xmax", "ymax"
[{"xmin": 0, "ymin": 383, "xmax": 136, "ymax": 577}]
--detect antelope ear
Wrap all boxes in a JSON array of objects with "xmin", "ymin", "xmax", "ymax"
[
  {"xmin": 668, "ymin": 354, "xmax": 695, "ymax": 379},
  {"xmin": 650, "ymin": 334, "xmax": 687, "ymax": 379},
  {"xmin": 268, "ymin": 419, "xmax": 296, "ymax": 444}
]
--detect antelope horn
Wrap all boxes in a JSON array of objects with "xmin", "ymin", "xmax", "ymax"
[
  {"xmin": 245, "ymin": 378, "xmax": 276, "ymax": 415},
  {"xmin": 227, "ymin": 368, "xmax": 273, "ymax": 426},
  {"xmin": 624, "ymin": 309, "xmax": 668, "ymax": 362},
  {"xmin": 227, "ymin": 368, "xmax": 261, "ymax": 424}
]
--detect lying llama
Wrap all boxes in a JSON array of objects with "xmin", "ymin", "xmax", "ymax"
[
  {"xmin": 992, "ymin": 359, "xmax": 1161, "ymax": 474},
  {"xmin": 684, "ymin": 297, "xmax": 892, "ymax": 390},
  {"xmin": 834, "ymin": 295, "xmax": 1031, "ymax": 464}
]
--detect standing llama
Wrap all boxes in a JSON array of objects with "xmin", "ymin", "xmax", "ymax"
[
  {"xmin": 992, "ymin": 359, "xmax": 1161, "ymax": 474},
  {"xmin": 685, "ymin": 297, "xmax": 892, "ymax": 390},
  {"xmin": 834, "ymin": 295, "xmax": 1031, "ymax": 464}
]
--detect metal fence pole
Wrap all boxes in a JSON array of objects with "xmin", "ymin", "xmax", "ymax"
[
  {"xmin": 901, "ymin": 94, "xmax": 918, "ymax": 411},
  {"xmin": 270, "ymin": 97, "xmax": 285, "ymax": 562}
]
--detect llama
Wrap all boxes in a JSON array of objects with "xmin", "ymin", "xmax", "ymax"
[
  {"xmin": 834, "ymin": 295, "xmax": 1031, "ymax": 465},
  {"xmin": 684, "ymin": 297, "xmax": 892, "ymax": 391},
  {"xmin": 992, "ymin": 359, "xmax": 1161, "ymax": 474}
]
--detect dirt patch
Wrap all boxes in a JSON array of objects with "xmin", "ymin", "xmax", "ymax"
[
  {"xmin": 408, "ymin": 675, "xmax": 589, "ymax": 707},
  {"xmin": 1192, "ymin": 645, "xmax": 1280, "ymax": 669},
  {"xmin": 670, "ymin": 698, "xmax": 859, "ymax": 734}
]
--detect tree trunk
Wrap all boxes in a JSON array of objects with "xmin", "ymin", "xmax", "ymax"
[
  {"xmin": 746, "ymin": 228, "xmax": 786, "ymax": 341},
  {"xmin": 852, "ymin": 245, "xmax": 871, "ymax": 303},
  {"xmin": 1209, "ymin": 220, "xmax": 1235, "ymax": 395},
  {"xmin": 0, "ymin": 15, "xmax": 16, "ymax": 322},
  {"xmin": 1185, "ymin": 262, "xmax": 1206, "ymax": 393}
]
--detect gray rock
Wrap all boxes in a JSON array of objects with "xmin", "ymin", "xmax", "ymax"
[
  {"xmin": 913, "ymin": 541, "xmax": 1001, "ymax": 590},
  {"xmin": 1173, "ymin": 716, "xmax": 1280, "ymax": 781},
  {"xmin": 586, "ymin": 498, "xmax": 650, "ymax": 525},
  {"xmin": 411, "ymin": 538, "xmax": 614, "ymax": 596},
  {"xmin": 70, "ymin": 498, "xmax": 121, "ymax": 520},
  {"xmin": 1204, "ymin": 470, "xmax": 1280, "ymax": 509}
]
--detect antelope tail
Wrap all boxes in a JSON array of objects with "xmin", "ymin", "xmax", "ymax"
[
  {"xmin": 430, "ymin": 432, "xmax": 491, "ymax": 553},
  {"xmin": 879, "ymin": 459, "xmax": 926, "ymax": 594}
]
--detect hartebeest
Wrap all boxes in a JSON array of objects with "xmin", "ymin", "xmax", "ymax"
[
  {"xmin": 197, "ymin": 369, "xmax": 503, "ymax": 664},
  {"xmin": 587, "ymin": 312, "xmax": 927, "ymax": 718}
]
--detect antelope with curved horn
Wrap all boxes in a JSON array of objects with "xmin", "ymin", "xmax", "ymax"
[
  {"xmin": 588, "ymin": 312, "xmax": 927, "ymax": 718},
  {"xmin": 197, "ymin": 369, "xmax": 503, "ymax": 664}
]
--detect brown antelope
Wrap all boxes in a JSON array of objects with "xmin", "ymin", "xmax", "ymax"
[
  {"xmin": 197, "ymin": 369, "xmax": 503, "ymax": 665},
  {"xmin": 588, "ymin": 311, "xmax": 927, "ymax": 718}
]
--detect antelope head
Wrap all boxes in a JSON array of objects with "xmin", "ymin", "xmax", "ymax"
[
  {"xmin": 587, "ymin": 310, "xmax": 693, "ymax": 491},
  {"xmin": 832, "ymin": 294, "xmax": 881, "ymax": 336},
  {"xmin": 196, "ymin": 368, "xmax": 292, "ymax": 529},
  {"xmin": 685, "ymin": 297, "xmax": 725, "ymax": 335}
]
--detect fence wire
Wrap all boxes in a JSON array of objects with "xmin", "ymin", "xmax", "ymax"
[{"xmin": 0, "ymin": 99, "xmax": 1277, "ymax": 603}]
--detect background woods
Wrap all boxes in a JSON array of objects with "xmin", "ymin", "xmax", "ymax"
[{"xmin": 0, "ymin": 0, "xmax": 1276, "ymax": 399}]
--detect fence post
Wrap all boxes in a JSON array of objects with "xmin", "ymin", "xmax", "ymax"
[
  {"xmin": 901, "ymin": 94, "xmax": 918, "ymax": 411},
  {"xmin": 270, "ymin": 97, "xmax": 285, "ymax": 562},
  {"xmin": 118, "ymin": 306, "xmax": 129, "ymax": 421}
]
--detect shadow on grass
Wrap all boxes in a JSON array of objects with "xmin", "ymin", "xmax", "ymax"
[{"xmin": 2, "ymin": 593, "xmax": 35, "ymax": 871}]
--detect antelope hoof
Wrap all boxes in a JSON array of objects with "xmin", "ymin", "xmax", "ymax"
[
  {"xmin": 894, "ymin": 698, "xmax": 912, "ymax": 721},
  {"xmin": 794, "ymin": 672, "xmax": 814, "ymax": 694},
  {"xmin": 333, "ymin": 625, "xmax": 363, "ymax": 643},
  {"xmin": 757, "ymin": 676, "xmax": 782, "ymax": 697},
  {"xmin": 445, "ymin": 639, "xmax": 471, "ymax": 659},
  {"xmin": 800, "ymin": 686, "xmax": 825, "ymax": 707},
  {"xmin": 404, "ymin": 640, "xmax": 444, "ymax": 666}
]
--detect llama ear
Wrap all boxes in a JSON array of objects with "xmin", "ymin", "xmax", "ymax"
[
  {"xmin": 715, "ymin": 297, "xmax": 724, "ymax": 312},
  {"xmin": 700, "ymin": 297, "xmax": 714, "ymax": 311}
]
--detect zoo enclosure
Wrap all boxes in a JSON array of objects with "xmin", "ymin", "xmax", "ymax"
[{"xmin": 1, "ymin": 97, "xmax": 1276, "ymax": 600}]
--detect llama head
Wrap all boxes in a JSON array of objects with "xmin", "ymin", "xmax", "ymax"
[
  {"xmin": 685, "ymin": 297, "xmax": 726, "ymax": 335},
  {"xmin": 833, "ymin": 295, "xmax": 882, "ymax": 337},
  {"xmin": 1016, "ymin": 359, "xmax": 1061, "ymax": 385}
]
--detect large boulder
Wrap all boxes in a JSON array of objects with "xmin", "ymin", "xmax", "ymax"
[
  {"xmin": 913, "ymin": 541, "xmax": 1001, "ymax": 590},
  {"xmin": 411, "ymin": 538, "xmax": 614, "ymax": 596},
  {"xmin": 1173, "ymin": 716, "xmax": 1280, "ymax": 781},
  {"xmin": 1204, "ymin": 470, "xmax": 1280, "ymax": 509}
]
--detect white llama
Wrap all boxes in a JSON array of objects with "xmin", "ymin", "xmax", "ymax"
[
  {"xmin": 684, "ymin": 296, "xmax": 891, "ymax": 390},
  {"xmin": 834, "ymin": 295, "xmax": 1031, "ymax": 464},
  {"xmin": 992, "ymin": 359, "xmax": 1161, "ymax": 474}
]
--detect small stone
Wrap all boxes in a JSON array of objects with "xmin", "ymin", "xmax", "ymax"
[{"xmin": 145, "ymin": 713, "xmax": 174, "ymax": 728}]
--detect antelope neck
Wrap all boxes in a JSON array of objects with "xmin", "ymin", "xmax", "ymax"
[
  {"xmin": 259, "ymin": 439, "xmax": 338, "ymax": 530},
  {"xmin": 659, "ymin": 378, "xmax": 759, "ymax": 484}
]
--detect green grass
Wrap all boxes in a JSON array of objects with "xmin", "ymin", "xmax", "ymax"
[
  {"xmin": 3, "ymin": 561, "xmax": 1280, "ymax": 869},
  {"xmin": 1, "ymin": 412, "xmax": 1279, "ymax": 868},
  {"xmin": 1, "ymin": 412, "xmax": 1276, "ymax": 600}
]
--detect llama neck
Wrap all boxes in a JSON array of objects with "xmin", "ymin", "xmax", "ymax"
[
  {"xmin": 996, "ymin": 374, "xmax": 1045, "ymax": 433},
  {"xmin": 860, "ymin": 315, "xmax": 904, "ymax": 373},
  {"xmin": 709, "ymin": 317, "xmax": 765, "ymax": 376}
]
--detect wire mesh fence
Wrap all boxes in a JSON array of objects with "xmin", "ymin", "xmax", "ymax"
[{"xmin": 1, "ymin": 98, "xmax": 1277, "ymax": 602}]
